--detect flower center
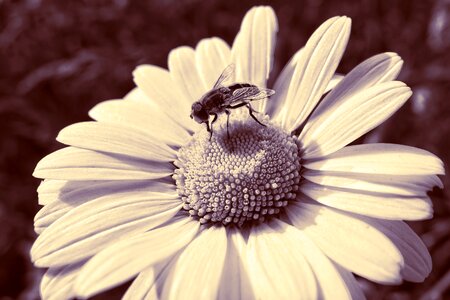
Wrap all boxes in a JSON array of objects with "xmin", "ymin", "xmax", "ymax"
[{"xmin": 174, "ymin": 114, "xmax": 302, "ymax": 226}]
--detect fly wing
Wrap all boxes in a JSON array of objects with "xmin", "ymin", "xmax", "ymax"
[
  {"xmin": 229, "ymin": 87, "xmax": 275, "ymax": 104},
  {"xmin": 213, "ymin": 64, "xmax": 235, "ymax": 88}
]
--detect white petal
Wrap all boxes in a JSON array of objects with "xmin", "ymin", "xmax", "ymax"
[
  {"xmin": 270, "ymin": 68, "xmax": 344, "ymax": 121},
  {"xmin": 37, "ymin": 179, "xmax": 80, "ymax": 194},
  {"xmin": 34, "ymin": 147, "xmax": 172, "ymax": 181},
  {"xmin": 218, "ymin": 228, "xmax": 255, "ymax": 300},
  {"xmin": 272, "ymin": 220, "xmax": 352, "ymax": 300},
  {"xmin": 168, "ymin": 46, "xmax": 206, "ymax": 103},
  {"xmin": 37, "ymin": 179, "xmax": 90, "ymax": 205},
  {"xmin": 246, "ymin": 222, "xmax": 318, "ymax": 299},
  {"xmin": 300, "ymin": 81, "xmax": 412, "ymax": 159},
  {"xmin": 304, "ymin": 143, "xmax": 445, "ymax": 175},
  {"xmin": 361, "ymin": 218, "xmax": 432, "ymax": 282},
  {"xmin": 89, "ymin": 99, "xmax": 190, "ymax": 146},
  {"xmin": 124, "ymin": 257, "xmax": 177, "ymax": 300},
  {"xmin": 280, "ymin": 16, "xmax": 351, "ymax": 132},
  {"xmin": 325, "ymin": 73, "xmax": 345, "ymax": 93},
  {"xmin": 300, "ymin": 181, "xmax": 433, "ymax": 220},
  {"xmin": 269, "ymin": 61, "xmax": 344, "ymax": 120},
  {"xmin": 303, "ymin": 169, "xmax": 442, "ymax": 196},
  {"xmin": 40, "ymin": 261, "xmax": 85, "ymax": 300},
  {"xmin": 299, "ymin": 81, "xmax": 411, "ymax": 159},
  {"xmin": 132, "ymin": 65, "xmax": 197, "ymax": 132},
  {"xmin": 302, "ymin": 52, "xmax": 403, "ymax": 133},
  {"xmin": 73, "ymin": 217, "xmax": 200, "ymax": 298},
  {"xmin": 31, "ymin": 191, "xmax": 182, "ymax": 267},
  {"xmin": 123, "ymin": 87, "xmax": 145, "ymax": 101},
  {"xmin": 122, "ymin": 267, "xmax": 156, "ymax": 300},
  {"xmin": 333, "ymin": 263, "xmax": 366, "ymax": 300},
  {"xmin": 266, "ymin": 48, "xmax": 303, "ymax": 119},
  {"xmin": 34, "ymin": 180, "xmax": 176, "ymax": 234},
  {"xmin": 56, "ymin": 121, "xmax": 176, "ymax": 161},
  {"xmin": 195, "ymin": 37, "xmax": 232, "ymax": 89},
  {"xmin": 286, "ymin": 201, "xmax": 404, "ymax": 284},
  {"xmin": 144, "ymin": 257, "xmax": 181, "ymax": 300},
  {"xmin": 231, "ymin": 6, "xmax": 278, "ymax": 112},
  {"xmin": 162, "ymin": 226, "xmax": 227, "ymax": 300}
]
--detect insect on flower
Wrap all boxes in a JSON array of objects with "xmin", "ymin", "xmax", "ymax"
[{"xmin": 190, "ymin": 64, "xmax": 275, "ymax": 139}]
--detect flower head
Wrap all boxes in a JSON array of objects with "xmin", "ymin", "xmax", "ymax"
[{"xmin": 32, "ymin": 6, "xmax": 444, "ymax": 299}]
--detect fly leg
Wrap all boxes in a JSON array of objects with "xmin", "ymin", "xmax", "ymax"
[
  {"xmin": 247, "ymin": 104, "xmax": 266, "ymax": 127},
  {"xmin": 208, "ymin": 113, "xmax": 218, "ymax": 140},
  {"xmin": 227, "ymin": 102, "xmax": 248, "ymax": 109},
  {"xmin": 227, "ymin": 102, "xmax": 265, "ymax": 127},
  {"xmin": 205, "ymin": 121, "xmax": 212, "ymax": 140},
  {"xmin": 225, "ymin": 109, "xmax": 231, "ymax": 140}
]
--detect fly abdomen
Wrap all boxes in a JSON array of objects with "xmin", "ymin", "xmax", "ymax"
[{"xmin": 228, "ymin": 83, "xmax": 256, "ymax": 93}]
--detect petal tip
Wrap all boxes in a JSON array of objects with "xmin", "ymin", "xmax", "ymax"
[
  {"xmin": 383, "ymin": 52, "xmax": 403, "ymax": 65},
  {"xmin": 30, "ymin": 250, "xmax": 47, "ymax": 268},
  {"xmin": 435, "ymin": 176, "xmax": 444, "ymax": 188},
  {"xmin": 336, "ymin": 15, "xmax": 352, "ymax": 28},
  {"xmin": 132, "ymin": 64, "xmax": 148, "ymax": 76},
  {"xmin": 437, "ymin": 160, "xmax": 446, "ymax": 175},
  {"xmin": 72, "ymin": 281, "xmax": 90, "ymax": 300},
  {"xmin": 32, "ymin": 169, "xmax": 41, "ymax": 179}
]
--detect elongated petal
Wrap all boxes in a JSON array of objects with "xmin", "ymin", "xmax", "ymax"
[
  {"xmin": 123, "ymin": 87, "xmax": 145, "ymax": 101},
  {"xmin": 272, "ymin": 220, "xmax": 353, "ymax": 299},
  {"xmin": 162, "ymin": 226, "xmax": 227, "ymax": 300},
  {"xmin": 302, "ymin": 52, "xmax": 403, "ymax": 130},
  {"xmin": 123, "ymin": 257, "xmax": 176, "ymax": 300},
  {"xmin": 37, "ymin": 179, "xmax": 91, "ymax": 205},
  {"xmin": 169, "ymin": 46, "xmax": 206, "ymax": 103},
  {"xmin": 38, "ymin": 179, "xmax": 174, "ymax": 207},
  {"xmin": 31, "ymin": 191, "xmax": 182, "ymax": 267},
  {"xmin": 304, "ymin": 143, "xmax": 445, "ymax": 175},
  {"xmin": 40, "ymin": 261, "xmax": 85, "ymax": 300},
  {"xmin": 267, "ymin": 48, "xmax": 303, "ymax": 119},
  {"xmin": 218, "ymin": 228, "xmax": 255, "ymax": 300},
  {"xmin": 269, "ymin": 58, "xmax": 344, "ymax": 120},
  {"xmin": 361, "ymin": 218, "xmax": 432, "ymax": 282},
  {"xmin": 287, "ymin": 201, "xmax": 404, "ymax": 284},
  {"xmin": 333, "ymin": 263, "xmax": 366, "ymax": 300},
  {"xmin": 300, "ymin": 181, "xmax": 433, "ymax": 220},
  {"xmin": 280, "ymin": 16, "xmax": 351, "ymax": 132},
  {"xmin": 132, "ymin": 65, "xmax": 196, "ymax": 132},
  {"xmin": 89, "ymin": 100, "xmax": 190, "ymax": 146},
  {"xmin": 34, "ymin": 180, "xmax": 177, "ymax": 234},
  {"xmin": 57, "ymin": 121, "xmax": 176, "ymax": 161},
  {"xmin": 37, "ymin": 179, "xmax": 82, "ymax": 194},
  {"xmin": 325, "ymin": 74, "xmax": 345, "ymax": 93},
  {"xmin": 34, "ymin": 147, "xmax": 172, "ymax": 181},
  {"xmin": 303, "ymin": 170, "xmax": 442, "ymax": 196},
  {"xmin": 73, "ymin": 217, "xmax": 200, "ymax": 298},
  {"xmin": 231, "ymin": 6, "xmax": 278, "ymax": 112},
  {"xmin": 195, "ymin": 37, "xmax": 232, "ymax": 89},
  {"xmin": 300, "ymin": 81, "xmax": 412, "ymax": 159},
  {"xmin": 246, "ymin": 222, "xmax": 318, "ymax": 299},
  {"xmin": 122, "ymin": 267, "xmax": 156, "ymax": 300}
]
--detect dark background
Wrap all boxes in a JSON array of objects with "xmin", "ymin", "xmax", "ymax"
[{"xmin": 1, "ymin": 0, "xmax": 449, "ymax": 299}]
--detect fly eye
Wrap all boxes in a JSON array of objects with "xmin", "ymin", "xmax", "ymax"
[{"xmin": 192, "ymin": 103, "xmax": 202, "ymax": 112}]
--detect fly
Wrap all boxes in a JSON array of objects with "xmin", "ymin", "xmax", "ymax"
[{"xmin": 190, "ymin": 64, "xmax": 275, "ymax": 140}]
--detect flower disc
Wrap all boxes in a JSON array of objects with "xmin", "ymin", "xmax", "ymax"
[{"xmin": 174, "ymin": 115, "xmax": 302, "ymax": 226}]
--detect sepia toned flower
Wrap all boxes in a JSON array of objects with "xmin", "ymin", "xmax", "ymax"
[{"xmin": 31, "ymin": 6, "xmax": 444, "ymax": 299}]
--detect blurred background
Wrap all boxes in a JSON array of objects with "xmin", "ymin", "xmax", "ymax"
[{"xmin": 1, "ymin": 0, "xmax": 449, "ymax": 299}]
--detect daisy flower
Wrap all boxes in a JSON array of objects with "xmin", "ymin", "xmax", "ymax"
[{"xmin": 31, "ymin": 6, "xmax": 444, "ymax": 300}]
